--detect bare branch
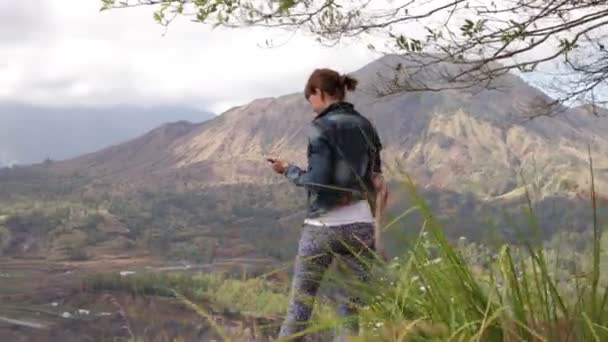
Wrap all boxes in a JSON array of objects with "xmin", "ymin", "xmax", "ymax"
[{"xmin": 104, "ymin": 0, "xmax": 608, "ymax": 116}]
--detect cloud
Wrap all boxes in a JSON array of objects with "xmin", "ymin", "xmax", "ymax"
[
  {"xmin": 0, "ymin": 1, "xmax": 52, "ymax": 43},
  {"xmin": 0, "ymin": 0, "xmax": 377, "ymax": 113}
]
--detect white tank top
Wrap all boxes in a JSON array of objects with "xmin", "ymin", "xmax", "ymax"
[{"xmin": 303, "ymin": 200, "xmax": 374, "ymax": 227}]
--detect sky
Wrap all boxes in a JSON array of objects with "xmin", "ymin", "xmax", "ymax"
[
  {"xmin": 0, "ymin": 0, "xmax": 379, "ymax": 114},
  {"xmin": 2, "ymin": 0, "xmax": 603, "ymax": 117}
]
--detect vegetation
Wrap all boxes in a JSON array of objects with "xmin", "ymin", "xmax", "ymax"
[
  {"xmin": 75, "ymin": 179, "xmax": 608, "ymax": 341},
  {"xmin": 105, "ymin": 183, "xmax": 304, "ymax": 260},
  {"xmin": 73, "ymin": 168, "xmax": 608, "ymax": 341},
  {"xmin": 0, "ymin": 167, "xmax": 306, "ymax": 260},
  {"xmin": 2, "ymin": 114, "xmax": 606, "ymax": 261},
  {"xmin": 1, "ymin": 150, "xmax": 606, "ymax": 341},
  {"xmin": 0, "ymin": 163, "xmax": 604, "ymax": 264},
  {"xmin": 273, "ymin": 175, "xmax": 608, "ymax": 341}
]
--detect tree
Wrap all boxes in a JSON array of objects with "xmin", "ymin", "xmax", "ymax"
[{"xmin": 103, "ymin": 0, "xmax": 608, "ymax": 115}]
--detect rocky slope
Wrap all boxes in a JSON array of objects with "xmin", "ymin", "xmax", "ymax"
[{"xmin": 52, "ymin": 55, "xmax": 608, "ymax": 200}]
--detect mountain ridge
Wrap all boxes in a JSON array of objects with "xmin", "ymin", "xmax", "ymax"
[{"xmin": 48, "ymin": 55, "xmax": 608, "ymax": 199}]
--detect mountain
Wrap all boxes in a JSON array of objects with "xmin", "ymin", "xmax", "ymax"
[
  {"xmin": 3, "ymin": 54, "xmax": 608, "ymax": 262},
  {"xmin": 53, "ymin": 55, "xmax": 608, "ymax": 199},
  {"xmin": 0, "ymin": 104, "xmax": 214, "ymax": 167}
]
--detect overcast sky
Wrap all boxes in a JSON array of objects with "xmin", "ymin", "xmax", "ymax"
[{"xmin": 0, "ymin": 0, "xmax": 379, "ymax": 114}]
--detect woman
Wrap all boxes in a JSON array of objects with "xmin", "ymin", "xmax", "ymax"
[{"xmin": 269, "ymin": 68, "xmax": 384, "ymax": 340}]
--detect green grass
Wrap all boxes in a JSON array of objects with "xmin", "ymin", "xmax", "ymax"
[{"xmin": 290, "ymin": 173, "xmax": 608, "ymax": 341}]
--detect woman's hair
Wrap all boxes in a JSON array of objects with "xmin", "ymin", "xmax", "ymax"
[{"xmin": 304, "ymin": 68, "xmax": 358, "ymax": 101}]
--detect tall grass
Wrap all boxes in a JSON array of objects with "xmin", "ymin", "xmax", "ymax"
[{"xmin": 292, "ymin": 171, "xmax": 607, "ymax": 341}]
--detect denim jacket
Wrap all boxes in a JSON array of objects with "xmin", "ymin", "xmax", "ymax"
[{"xmin": 284, "ymin": 102, "xmax": 383, "ymax": 218}]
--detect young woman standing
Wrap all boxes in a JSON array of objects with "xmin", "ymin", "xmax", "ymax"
[{"xmin": 269, "ymin": 68, "xmax": 385, "ymax": 341}]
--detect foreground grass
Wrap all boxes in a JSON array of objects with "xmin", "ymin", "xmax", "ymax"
[{"xmin": 291, "ymin": 174, "xmax": 608, "ymax": 342}]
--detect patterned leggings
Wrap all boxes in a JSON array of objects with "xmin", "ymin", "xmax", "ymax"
[{"xmin": 278, "ymin": 222, "xmax": 375, "ymax": 341}]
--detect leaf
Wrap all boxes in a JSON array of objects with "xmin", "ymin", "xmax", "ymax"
[
  {"xmin": 460, "ymin": 18, "xmax": 476, "ymax": 37},
  {"xmin": 411, "ymin": 38, "xmax": 422, "ymax": 52},
  {"xmin": 474, "ymin": 19, "xmax": 486, "ymax": 33},
  {"xmin": 153, "ymin": 12, "xmax": 163, "ymax": 23},
  {"xmin": 197, "ymin": 10, "xmax": 209, "ymax": 22},
  {"xmin": 99, "ymin": 0, "xmax": 115, "ymax": 11},
  {"xmin": 278, "ymin": 0, "xmax": 296, "ymax": 12}
]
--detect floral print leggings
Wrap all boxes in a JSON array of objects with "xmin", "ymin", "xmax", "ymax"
[{"xmin": 278, "ymin": 222, "xmax": 375, "ymax": 341}]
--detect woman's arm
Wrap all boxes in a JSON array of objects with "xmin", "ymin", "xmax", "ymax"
[
  {"xmin": 283, "ymin": 129, "xmax": 333, "ymax": 188},
  {"xmin": 373, "ymin": 169, "xmax": 388, "ymax": 260},
  {"xmin": 371, "ymin": 131, "xmax": 387, "ymax": 259}
]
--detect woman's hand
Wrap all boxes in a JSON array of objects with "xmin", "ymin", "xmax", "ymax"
[
  {"xmin": 372, "ymin": 174, "xmax": 389, "ymax": 210},
  {"xmin": 372, "ymin": 173, "xmax": 386, "ymax": 192},
  {"xmin": 267, "ymin": 158, "xmax": 289, "ymax": 174},
  {"xmin": 372, "ymin": 173, "xmax": 389, "ymax": 261}
]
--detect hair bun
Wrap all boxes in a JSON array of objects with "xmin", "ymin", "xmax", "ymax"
[
  {"xmin": 304, "ymin": 68, "xmax": 358, "ymax": 101},
  {"xmin": 342, "ymin": 74, "xmax": 358, "ymax": 92}
]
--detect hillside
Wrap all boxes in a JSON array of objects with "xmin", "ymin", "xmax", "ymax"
[{"xmin": 53, "ymin": 55, "xmax": 608, "ymax": 199}]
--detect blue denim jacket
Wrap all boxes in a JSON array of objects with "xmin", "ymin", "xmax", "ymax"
[{"xmin": 284, "ymin": 102, "xmax": 383, "ymax": 218}]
